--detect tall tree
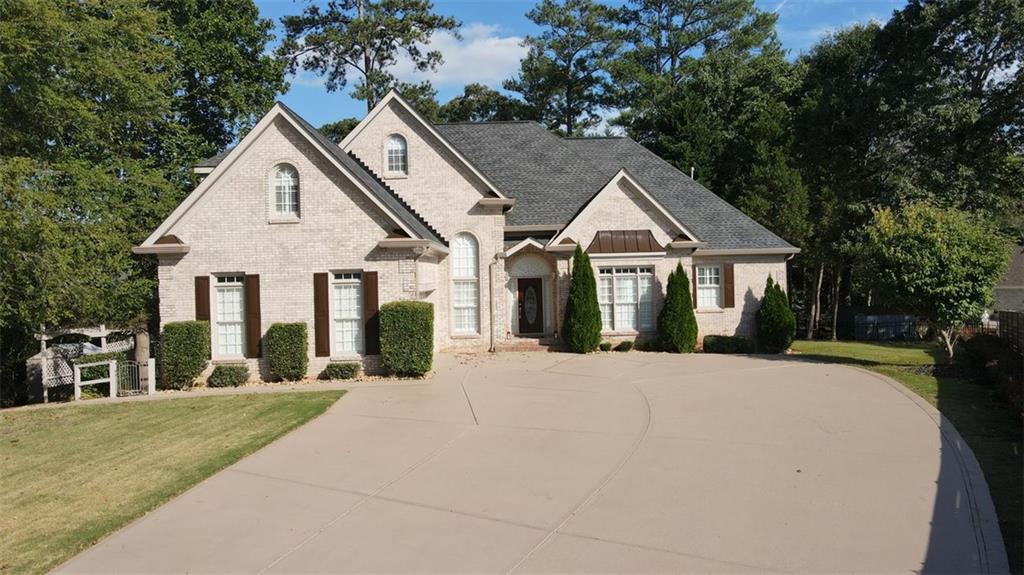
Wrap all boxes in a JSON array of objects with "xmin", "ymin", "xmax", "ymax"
[
  {"xmin": 504, "ymin": 0, "xmax": 621, "ymax": 134},
  {"xmin": 0, "ymin": 0, "xmax": 285, "ymax": 405},
  {"xmin": 276, "ymin": 0, "xmax": 459, "ymax": 112}
]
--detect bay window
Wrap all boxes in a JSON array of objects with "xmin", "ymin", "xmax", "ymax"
[{"xmin": 598, "ymin": 267, "xmax": 655, "ymax": 332}]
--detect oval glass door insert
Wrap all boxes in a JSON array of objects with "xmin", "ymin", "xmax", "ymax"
[{"xmin": 525, "ymin": 286, "xmax": 538, "ymax": 324}]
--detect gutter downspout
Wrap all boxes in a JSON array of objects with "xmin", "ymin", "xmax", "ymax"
[{"xmin": 489, "ymin": 253, "xmax": 503, "ymax": 352}]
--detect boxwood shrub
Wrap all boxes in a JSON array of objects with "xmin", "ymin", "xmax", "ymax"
[
  {"xmin": 266, "ymin": 323, "xmax": 308, "ymax": 381},
  {"xmin": 613, "ymin": 340, "xmax": 634, "ymax": 352},
  {"xmin": 321, "ymin": 362, "xmax": 360, "ymax": 380},
  {"xmin": 380, "ymin": 301, "xmax": 433, "ymax": 376},
  {"xmin": 207, "ymin": 364, "xmax": 249, "ymax": 387},
  {"xmin": 703, "ymin": 335, "xmax": 755, "ymax": 354},
  {"xmin": 162, "ymin": 321, "xmax": 210, "ymax": 389},
  {"xmin": 599, "ymin": 342, "xmax": 613, "ymax": 352}
]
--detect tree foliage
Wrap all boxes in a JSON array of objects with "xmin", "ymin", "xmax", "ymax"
[
  {"xmin": 0, "ymin": 0, "xmax": 285, "ymax": 405},
  {"xmin": 437, "ymin": 83, "xmax": 532, "ymax": 123},
  {"xmin": 756, "ymin": 276, "xmax": 796, "ymax": 353},
  {"xmin": 864, "ymin": 203, "xmax": 1011, "ymax": 358},
  {"xmin": 276, "ymin": 0, "xmax": 459, "ymax": 112},
  {"xmin": 504, "ymin": 0, "xmax": 621, "ymax": 134},
  {"xmin": 562, "ymin": 246, "xmax": 603, "ymax": 353},
  {"xmin": 657, "ymin": 263, "xmax": 698, "ymax": 353}
]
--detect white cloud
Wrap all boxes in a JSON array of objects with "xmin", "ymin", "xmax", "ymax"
[{"xmin": 392, "ymin": 22, "xmax": 527, "ymax": 88}]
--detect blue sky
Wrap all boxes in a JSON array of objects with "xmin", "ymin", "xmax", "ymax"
[{"xmin": 256, "ymin": 0, "xmax": 905, "ymax": 128}]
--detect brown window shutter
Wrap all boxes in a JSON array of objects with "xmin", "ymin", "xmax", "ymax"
[
  {"xmin": 244, "ymin": 275, "xmax": 262, "ymax": 358},
  {"xmin": 314, "ymin": 273, "xmax": 330, "ymax": 357},
  {"xmin": 195, "ymin": 276, "xmax": 210, "ymax": 321},
  {"xmin": 363, "ymin": 271, "xmax": 380, "ymax": 355},
  {"xmin": 722, "ymin": 264, "xmax": 735, "ymax": 308},
  {"xmin": 691, "ymin": 265, "xmax": 698, "ymax": 309}
]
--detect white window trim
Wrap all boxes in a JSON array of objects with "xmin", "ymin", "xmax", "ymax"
[
  {"xmin": 330, "ymin": 271, "xmax": 364, "ymax": 358},
  {"xmin": 268, "ymin": 162, "xmax": 301, "ymax": 223},
  {"xmin": 451, "ymin": 232, "xmax": 481, "ymax": 336},
  {"xmin": 598, "ymin": 266, "xmax": 655, "ymax": 334},
  {"xmin": 384, "ymin": 133, "xmax": 409, "ymax": 179},
  {"xmin": 212, "ymin": 274, "xmax": 246, "ymax": 360},
  {"xmin": 696, "ymin": 264, "xmax": 723, "ymax": 310}
]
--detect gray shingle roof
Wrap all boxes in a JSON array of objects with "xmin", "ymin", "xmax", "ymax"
[{"xmin": 434, "ymin": 122, "xmax": 794, "ymax": 250}]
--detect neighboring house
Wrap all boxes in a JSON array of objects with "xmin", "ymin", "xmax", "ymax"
[
  {"xmin": 994, "ymin": 243, "xmax": 1024, "ymax": 312},
  {"xmin": 134, "ymin": 91, "xmax": 798, "ymax": 376}
]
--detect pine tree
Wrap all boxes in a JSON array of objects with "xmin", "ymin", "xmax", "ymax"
[
  {"xmin": 657, "ymin": 263, "xmax": 698, "ymax": 353},
  {"xmin": 562, "ymin": 245, "xmax": 602, "ymax": 353}
]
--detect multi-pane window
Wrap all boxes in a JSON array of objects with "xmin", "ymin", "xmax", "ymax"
[
  {"xmin": 598, "ymin": 267, "xmax": 655, "ymax": 332},
  {"xmin": 273, "ymin": 165, "xmax": 299, "ymax": 217},
  {"xmin": 215, "ymin": 275, "xmax": 245, "ymax": 356},
  {"xmin": 451, "ymin": 233, "xmax": 479, "ymax": 333},
  {"xmin": 697, "ymin": 265, "xmax": 722, "ymax": 308},
  {"xmin": 386, "ymin": 134, "xmax": 408, "ymax": 175},
  {"xmin": 333, "ymin": 272, "xmax": 363, "ymax": 355}
]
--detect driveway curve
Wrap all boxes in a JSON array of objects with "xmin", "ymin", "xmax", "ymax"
[{"xmin": 57, "ymin": 353, "xmax": 1006, "ymax": 574}]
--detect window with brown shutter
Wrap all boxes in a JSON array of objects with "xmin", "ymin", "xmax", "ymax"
[
  {"xmin": 722, "ymin": 264, "xmax": 735, "ymax": 308},
  {"xmin": 363, "ymin": 271, "xmax": 380, "ymax": 354},
  {"xmin": 244, "ymin": 275, "xmax": 262, "ymax": 357},
  {"xmin": 314, "ymin": 273, "xmax": 330, "ymax": 357},
  {"xmin": 195, "ymin": 276, "xmax": 210, "ymax": 321}
]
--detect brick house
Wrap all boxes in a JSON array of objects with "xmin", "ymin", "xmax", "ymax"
[{"xmin": 134, "ymin": 91, "xmax": 799, "ymax": 377}]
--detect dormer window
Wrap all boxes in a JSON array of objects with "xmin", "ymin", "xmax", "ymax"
[
  {"xmin": 386, "ymin": 134, "xmax": 408, "ymax": 176},
  {"xmin": 273, "ymin": 164, "xmax": 299, "ymax": 218}
]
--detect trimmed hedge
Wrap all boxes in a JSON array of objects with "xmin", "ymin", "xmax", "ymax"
[
  {"xmin": 162, "ymin": 321, "xmax": 210, "ymax": 389},
  {"xmin": 266, "ymin": 323, "xmax": 308, "ymax": 381},
  {"xmin": 599, "ymin": 341, "xmax": 613, "ymax": 351},
  {"xmin": 614, "ymin": 340, "xmax": 634, "ymax": 352},
  {"xmin": 757, "ymin": 276, "xmax": 796, "ymax": 353},
  {"xmin": 703, "ymin": 335, "xmax": 755, "ymax": 354},
  {"xmin": 207, "ymin": 364, "xmax": 249, "ymax": 387},
  {"xmin": 72, "ymin": 350, "xmax": 130, "ymax": 365},
  {"xmin": 380, "ymin": 301, "xmax": 434, "ymax": 376},
  {"xmin": 658, "ymin": 262, "xmax": 698, "ymax": 353},
  {"xmin": 321, "ymin": 362, "xmax": 360, "ymax": 380},
  {"xmin": 563, "ymin": 245, "xmax": 603, "ymax": 353}
]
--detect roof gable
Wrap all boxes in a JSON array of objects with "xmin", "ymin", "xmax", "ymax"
[
  {"xmin": 549, "ymin": 169, "xmax": 698, "ymax": 248},
  {"xmin": 140, "ymin": 102, "xmax": 445, "ymax": 249},
  {"xmin": 340, "ymin": 90, "xmax": 507, "ymax": 199}
]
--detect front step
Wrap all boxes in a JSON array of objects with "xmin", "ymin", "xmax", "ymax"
[{"xmin": 493, "ymin": 336, "xmax": 566, "ymax": 352}]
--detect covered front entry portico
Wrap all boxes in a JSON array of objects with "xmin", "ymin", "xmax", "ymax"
[{"xmin": 505, "ymin": 247, "xmax": 559, "ymax": 338}]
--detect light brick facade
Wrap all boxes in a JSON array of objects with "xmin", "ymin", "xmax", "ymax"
[{"xmin": 144, "ymin": 95, "xmax": 795, "ymax": 380}]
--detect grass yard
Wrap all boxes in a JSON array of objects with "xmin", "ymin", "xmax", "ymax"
[
  {"xmin": 792, "ymin": 340, "xmax": 1023, "ymax": 573},
  {"xmin": 0, "ymin": 391, "xmax": 344, "ymax": 575}
]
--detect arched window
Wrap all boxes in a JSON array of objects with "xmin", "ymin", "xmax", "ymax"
[
  {"xmin": 386, "ymin": 134, "xmax": 408, "ymax": 175},
  {"xmin": 451, "ymin": 233, "xmax": 479, "ymax": 333},
  {"xmin": 273, "ymin": 165, "xmax": 299, "ymax": 217}
]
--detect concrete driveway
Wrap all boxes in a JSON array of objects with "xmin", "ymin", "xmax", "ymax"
[{"xmin": 57, "ymin": 352, "xmax": 1006, "ymax": 574}]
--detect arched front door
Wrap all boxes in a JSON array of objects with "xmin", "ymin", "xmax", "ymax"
[{"xmin": 517, "ymin": 278, "xmax": 544, "ymax": 334}]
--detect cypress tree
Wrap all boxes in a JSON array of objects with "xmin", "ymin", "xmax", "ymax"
[
  {"xmin": 756, "ymin": 276, "xmax": 796, "ymax": 353},
  {"xmin": 562, "ymin": 245, "xmax": 602, "ymax": 353},
  {"xmin": 658, "ymin": 262, "xmax": 698, "ymax": 353}
]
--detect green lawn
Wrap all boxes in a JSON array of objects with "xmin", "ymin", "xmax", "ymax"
[
  {"xmin": 0, "ymin": 391, "xmax": 344, "ymax": 575},
  {"xmin": 792, "ymin": 340, "xmax": 1023, "ymax": 573}
]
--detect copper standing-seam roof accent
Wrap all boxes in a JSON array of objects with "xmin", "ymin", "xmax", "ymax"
[
  {"xmin": 155, "ymin": 234, "xmax": 184, "ymax": 245},
  {"xmin": 559, "ymin": 237, "xmax": 577, "ymax": 245},
  {"xmin": 587, "ymin": 230, "xmax": 663, "ymax": 254}
]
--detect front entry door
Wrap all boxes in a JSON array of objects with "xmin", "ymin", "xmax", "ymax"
[{"xmin": 517, "ymin": 278, "xmax": 544, "ymax": 334}]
